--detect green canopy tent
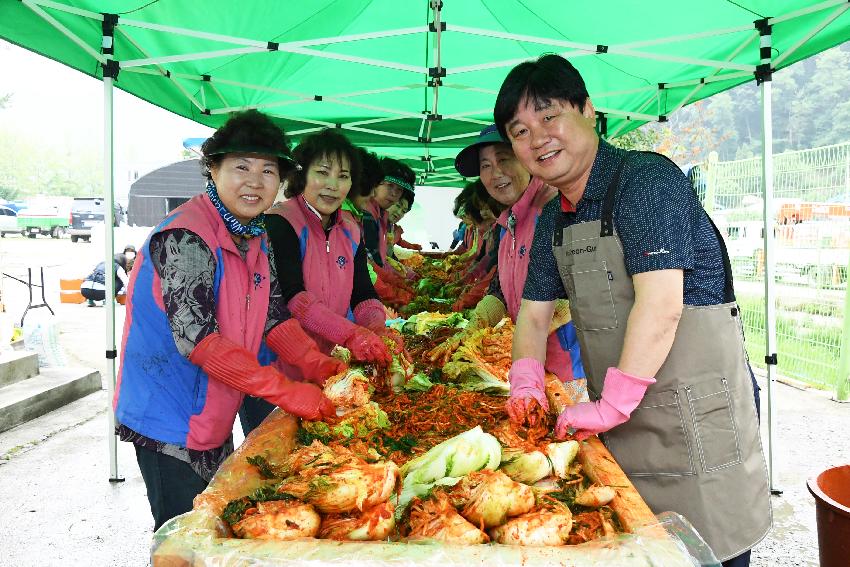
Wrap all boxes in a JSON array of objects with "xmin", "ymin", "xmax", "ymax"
[{"xmin": 2, "ymin": 0, "xmax": 848, "ymax": 487}]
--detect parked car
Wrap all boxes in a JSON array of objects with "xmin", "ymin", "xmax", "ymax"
[
  {"xmin": 0, "ymin": 205, "xmax": 20, "ymax": 237},
  {"xmin": 69, "ymin": 197, "xmax": 123, "ymax": 243},
  {"xmin": 15, "ymin": 206, "xmax": 70, "ymax": 238}
]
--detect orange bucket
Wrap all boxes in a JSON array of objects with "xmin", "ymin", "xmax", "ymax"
[
  {"xmin": 59, "ymin": 278, "xmax": 86, "ymax": 304},
  {"xmin": 807, "ymin": 465, "xmax": 850, "ymax": 567}
]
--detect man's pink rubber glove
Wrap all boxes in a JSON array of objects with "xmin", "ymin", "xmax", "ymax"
[
  {"xmin": 506, "ymin": 358, "xmax": 550, "ymax": 424},
  {"xmin": 555, "ymin": 367, "xmax": 656, "ymax": 440}
]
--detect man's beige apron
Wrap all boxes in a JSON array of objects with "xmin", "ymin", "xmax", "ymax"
[{"xmin": 552, "ymin": 155, "xmax": 771, "ymax": 561}]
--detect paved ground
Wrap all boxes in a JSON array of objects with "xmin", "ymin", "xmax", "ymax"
[{"xmin": 1, "ymin": 234, "xmax": 848, "ymax": 566}]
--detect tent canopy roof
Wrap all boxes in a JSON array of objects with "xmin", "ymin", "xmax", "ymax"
[{"xmin": 2, "ymin": 0, "xmax": 848, "ymax": 186}]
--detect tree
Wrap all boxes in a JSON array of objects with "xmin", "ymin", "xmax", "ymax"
[{"xmin": 809, "ymin": 48, "xmax": 850, "ymax": 147}]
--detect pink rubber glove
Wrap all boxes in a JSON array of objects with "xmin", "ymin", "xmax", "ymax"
[
  {"xmin": 288, "ymin": 291, "xmax": 358, "ymax": 345},
  {"xmin": 555, "ymin": 367, "xmax": 656, "ymax": 440},
  {"xmin": 506, "ymin": 358, "xmax": 549, "ymax": 424},
  {"xmin": 353, "ymin": 298, "xmax": 388, "ymax": 330}
]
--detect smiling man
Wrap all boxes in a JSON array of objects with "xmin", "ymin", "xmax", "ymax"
[{"xmin": 494, "ymin": 54, "xmax": 771, "ymax": 567}]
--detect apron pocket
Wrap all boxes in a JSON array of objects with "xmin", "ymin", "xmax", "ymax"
[
  {"xmin": 605, "ymin": 389, "xmax": 695, "ymax": 476},
  {"xmin": 685, "ymin": 377, "xmax": 742, "ymax": 473},
  {"xmin": 565, "ymin": 262, "xmax": 618, "ymax": 331}
]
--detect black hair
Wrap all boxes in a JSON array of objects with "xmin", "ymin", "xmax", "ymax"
[
  {"xmin": 352, "ymin": 146, "xmax": 383, "ymax": 198},
  {"xmin": 471, "ymin": 179, "xmax": 504, "ymax": 219},
  {"xmin": 284, "ymin": 129, "xmax": 361, "ymax": 198},
  {"xmin": 494, "ymin": 54, "xmax": 590, "ymax": 140},
  {"xmin": 379, "ymin": 157, "xmax": 416, "ymax": 205},
  {"xmin": 453, "ymin": 180, "xmax": 478, "ymax": 217},
  {"xmin": 200, "ymin": 109, "xmax": 292, "ymax": 180}
]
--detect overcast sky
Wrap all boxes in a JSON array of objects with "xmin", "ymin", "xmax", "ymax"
[{"xmin": 0, "ymin": 40, "xmax": 213, "ymax": 180}]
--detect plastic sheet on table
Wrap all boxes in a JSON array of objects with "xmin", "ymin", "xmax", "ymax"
[
  {"xmin": 150, "ymin": 410, "xmax": 719, "ymax": 567},
  {"xmin": 152, "ymin": 509, "xmax": 715, "ymax": 566}
]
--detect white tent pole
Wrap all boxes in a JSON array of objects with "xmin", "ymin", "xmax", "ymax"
[
  {"xmin": 102, "ymin": 20, "xmax": 122, "ymax": 483},
  {"xmin": 757, "ymin": 21, "xmax": 780, "ymax": 495}
]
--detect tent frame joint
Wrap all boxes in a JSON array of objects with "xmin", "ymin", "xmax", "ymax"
[
  {"xmin": 754, "ymin": 17, "xmax": 772, "ymax": 36},
  {"xmin": 765, "ymin": 353, "xmax": 778, "ymax": 366},
  {"xmin": 429, "ymin": 21, "xmax": 446, "ymax": 32},
  {"xmin": 101, "ymin": 12, "xmax": 118, "ymax": 54},
  {"xmin": 267, "ymin": 41, "xmax": 279, "ymax": 51},
  {"xmin": 102, "ymin": 59, "xmax": 120, "ymax": 79},
  {"xmin": 429, "ymin": 66, "xmax": 446, "ymax": 78},
  {"xmin": 595, "ymin": 111, "xmax": 608, "ymax": 137},
  {"xmin": 658, "ymin": 114, "xmax": 668, "ymax": 123},
  {"xmin": 755, "ymin": 63, "xmax": 773, "ymax": 84},
  {"xmin": 596, "ymin": 44, "xmax": 608, "ymax": 54}
]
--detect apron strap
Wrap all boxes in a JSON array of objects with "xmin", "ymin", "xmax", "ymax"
[{"xmin": 600, "ymin": 154, "xmax": 628, "ymax": 237}]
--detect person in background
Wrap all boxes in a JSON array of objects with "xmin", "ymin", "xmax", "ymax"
[
  {"xmin": 123, "ymin": 244, "xmax": 137, "ymax": 272},
  {"xmin": 464, "ymin": 180, "xmax": 503, "ymax": 279},
  {"xmin": 342, "ymin": 146, "xmax": 383, "ymax": 227},
  {"xmin": 386, "ymin": 195, "xmax": 422, "ymax": 253},
  {"xmin": 449, "ymin": 216, "xmax": 467, "ymax": 251},
  {"xmin": 433, "ymin": 124, "xmax": 585, "ymax": 394},
  {"xmin": 496, "ymin": 54, "xmax": 770, "ymax": 566},
  {"xmin": 247, "ymin": 129, "xmax": 402, "ymax": 433},
  {"xmin": 113, "ymin": 110, "xmax": 340, "ymax": 531},
  {"xmin": 361, "ymin": 157, "xmax": 416, "ymax": 267},
  {"xmin": 440, "ymin": 187, "xmax": 475, "ymax": 255},
  {"xmin": 80, "ymin": 252, "xmax": 131, "ymax": 307}
]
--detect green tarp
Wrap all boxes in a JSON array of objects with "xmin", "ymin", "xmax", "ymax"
[{"xmin": 1, "ymin": 0, "xmax": 848, "ymax": 186}]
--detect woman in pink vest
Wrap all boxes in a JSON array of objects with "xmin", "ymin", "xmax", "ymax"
[
  {"xmin": 113, "ymin": 110, "xmax": 342, "ymax": 531},
  {"xmin": 434, "ymin": 124, "xmax": 585, "ymax": 396},
  {"xmin": 263, "ymin": 130, "xmax": 403, "ymax": 415}
]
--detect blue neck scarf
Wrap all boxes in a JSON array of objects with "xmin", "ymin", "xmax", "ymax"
[{"xmin": 206, "ymin": 180, "xmax": 266, "ymax": 238}]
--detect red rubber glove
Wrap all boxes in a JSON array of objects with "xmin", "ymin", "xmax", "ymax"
[
  {"xmin": 266, "ymin": 319, "xmax": 346, "ymax": 386},
  {"xmin": 189, "ymin": 333, "xmax": 335, "ymax": 420},
  {"xmin": 353, "ymin": 299, "xmax": 404, "ymax": 355},
  {"xmin": 555, "ymin": 367, "xmax": 656, "ymax": 441},
  {"xmin": 374, "ymin": 327, "xmax": 405, "ymax": 354},
  {"xmin": 344, "ymin": 327, "xmax": 392, "ymax": 366},
  {"xmin": 506, "ymin": 358, "xmax": 550, "ymax": 425},
  {"xmin": 373, "ymin": 276, "xmax": 414, "ymax": 308}
]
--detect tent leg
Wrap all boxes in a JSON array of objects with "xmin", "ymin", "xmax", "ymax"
[
  {"xmin": 104, "ymin": 73, "xmax": 123, "ymax": 483},
  {"xmin": 759, "ymin": 49, "xmax": 780, "ymax": 496}
]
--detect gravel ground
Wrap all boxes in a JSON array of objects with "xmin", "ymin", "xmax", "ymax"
[{"xmin": 1, "ymin": 235, "xmax": 848, "ymax": 566}]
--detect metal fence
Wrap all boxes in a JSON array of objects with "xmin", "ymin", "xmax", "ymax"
[{"xmin": 691, "ymin": 142, "xmax": 850, "ymax": 392}]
